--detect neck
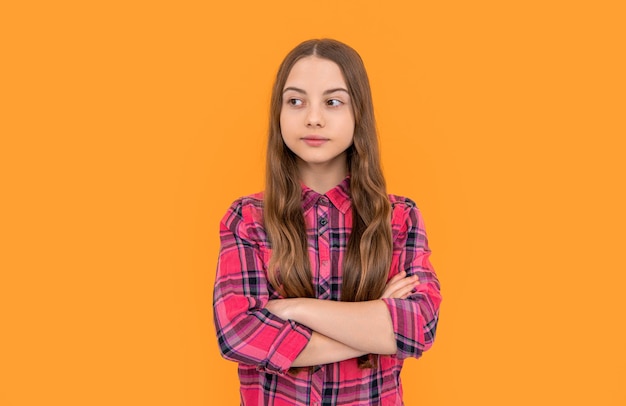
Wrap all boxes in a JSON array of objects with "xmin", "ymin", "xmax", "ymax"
[{"xmin": 297, "ymin": 156, "xmax": 348, "ymax": 194}]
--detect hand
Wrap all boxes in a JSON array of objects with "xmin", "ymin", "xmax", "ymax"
[{"xmin": 380, "ymin": 271, "xmax": 419, "ymax": 299}]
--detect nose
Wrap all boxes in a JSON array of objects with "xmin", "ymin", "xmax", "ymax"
[{"xmin": 306, "ymin": 104, "xmax": 324, "ymax": 127}]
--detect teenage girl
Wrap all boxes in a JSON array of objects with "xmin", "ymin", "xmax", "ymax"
[{"xmin": 213, "ymin": 39, "xmax": 442, "ymax": 406}]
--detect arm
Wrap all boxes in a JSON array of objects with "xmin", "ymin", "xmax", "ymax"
[
  {"xmin": 270, "ymin": 271, "xmax": 418, "ymax": 365},
  {"xmin": 267, "ymin": 298, "xmax": 397, "ymax": 354},
  {"xmin": 266, "ymin": 271, "xmax": 421, "ymax": 355},
  {"xmin": 213, "ymin": 199, "xmax": 312, "ymax": 375},
  {"xmin": 291, "ymin": 332, "xmax": 366, "ymax": 367},
  {"xmin": 381, "ymin": 202, "xmax": 442, "ymax": 359}
]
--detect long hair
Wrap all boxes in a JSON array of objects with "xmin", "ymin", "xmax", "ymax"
[{"xmin": 264, "ymin": 39, "xmax": 393, "ymax": 367}]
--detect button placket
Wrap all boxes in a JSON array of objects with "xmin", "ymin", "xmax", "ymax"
[
  {"xmin": 317, "ymin": 196, "xmax": 329, "ymax": 231},
  {"xmin": 316, "ymin": 198, "xmax": 331, "ymax": 297}
]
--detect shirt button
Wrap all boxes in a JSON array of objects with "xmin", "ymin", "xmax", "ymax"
[
  {"xmin": 319, "ymin": 197, "xmax": 329, "ymax": 206},
  {"xmin": 319, "ymin": 217, "xmax": 328, "ymax": 226}
]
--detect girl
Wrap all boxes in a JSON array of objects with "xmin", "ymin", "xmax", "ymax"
[{"xmin": 213, "ymin": 39, "xmax": 441, "ymax": 405}]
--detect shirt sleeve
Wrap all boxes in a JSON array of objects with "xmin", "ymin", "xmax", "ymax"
[
  {"xmin": 213, "ymin": 198, "xmax": 312, "ymax": 375},
  {"xmin": 382, "ymin": 201, "xmax": 442, "ymax": 360}
]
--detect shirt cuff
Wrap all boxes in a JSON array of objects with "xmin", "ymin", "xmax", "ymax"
[
  {"xmin": 257, "ymin": 320, "xmax": 312, "ymax": 375},
  {"xmin": 381, "ymin": 297, "xmax": 423, "ymax": 360}
]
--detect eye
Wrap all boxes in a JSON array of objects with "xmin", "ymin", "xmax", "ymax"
[
  {"xmin": 287, "ymin": 98, "xmax": 303, "ymax": 107},
  {"xmin": 327, "ymin": 99, "xmax": 343, "ymax": 107}
]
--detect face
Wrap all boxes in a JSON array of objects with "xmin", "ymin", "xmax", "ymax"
[{"xmin": 280, "ymin": 56, "xmax": 355, "ymax": 176}]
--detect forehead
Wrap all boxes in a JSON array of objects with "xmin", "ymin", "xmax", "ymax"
[{"xmin": 284, "ymin": 56, "xmax": 347, "ymax": 90}]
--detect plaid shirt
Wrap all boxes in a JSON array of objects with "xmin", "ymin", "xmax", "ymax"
[{"xmin": 213, "ymin": 178, "xmax": 441, "ymax": 405}]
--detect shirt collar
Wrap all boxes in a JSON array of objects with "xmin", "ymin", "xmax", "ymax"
[{"xmin": 301, "ymin": 176, "xmax": 351, "ymax": 214}]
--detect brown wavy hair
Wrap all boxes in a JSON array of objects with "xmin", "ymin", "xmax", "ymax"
[{"xmin": 264, "ymin": 39, "xmax": 392, "ymax": 368}]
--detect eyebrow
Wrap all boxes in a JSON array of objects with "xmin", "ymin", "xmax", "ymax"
[{"xmin": 282, "ymin": 86, "xmax": 349, "ymax": 96}]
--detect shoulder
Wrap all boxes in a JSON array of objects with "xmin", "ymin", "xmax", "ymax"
[
  {"xmin": 227, "ymin": 192, "xmax": 264, "ymax": 213},
  {"xmin": 388, "ymin": 194, "xmax": 427, "ymax": 234},
  {"xmin": 389, "ymin": 194, "xmax": 418, "ymax": 210},
  {"xmin": 220, "ymin": 192, "xmax": 265, "ymax": 239},
  {"xmin": 388, "ymin": 194, "xmax": 420, "ymax": 219}
]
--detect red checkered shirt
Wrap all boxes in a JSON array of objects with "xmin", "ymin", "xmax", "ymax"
[{"xmin": 213, "ymin": 178, "xmax": 442, "ymax": 405}]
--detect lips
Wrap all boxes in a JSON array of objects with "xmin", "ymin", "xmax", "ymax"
[{"xmin": 302, "ymin": 135, "xmax": 329, "ymax": 147}]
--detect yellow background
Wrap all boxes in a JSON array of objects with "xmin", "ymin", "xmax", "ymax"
[{"xmin": 1, "ymin": 1, "xmax": 625, "ymax": 405}]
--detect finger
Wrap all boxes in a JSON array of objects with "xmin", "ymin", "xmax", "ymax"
[
  {"xmin": 387, "ymin": 271, "xmax": 406, "ymax": 284},
  {"xmin": 389, "ymin": 275, "xmax": 419, "ymax": 291},
  {"xmin": 394, "ymin": 285, "xmax": 417, "ymax": 299},
  {"xmin": 381, "ymin": 272, "xmax": 407, "ymax": 298},
  {"xmin": 390, "ymin": 276, "xmax": 421, "ymax": 298},
  {"xmin": 399, "ymin": 282, "xmax": 420, "ymax": 299},
  {"xmin": 383, "ymin": 275, "xmax": 419, "ymax": 298}
]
